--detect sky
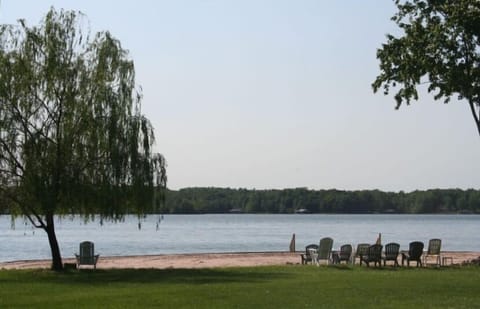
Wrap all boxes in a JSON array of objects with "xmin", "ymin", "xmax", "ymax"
[{"xmin": 1, "ymin": 1, "xmax": 479, "ymax": 192}]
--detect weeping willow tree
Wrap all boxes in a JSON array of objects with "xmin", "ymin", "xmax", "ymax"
[{"xmin": 0, "ymin": 8, "xmax": 167, "ymax": 271}]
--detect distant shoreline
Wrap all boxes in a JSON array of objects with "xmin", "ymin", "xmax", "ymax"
[
  {"xmin": 1, "ymin": 251, "xmax": 479, "ymax": 270},
  {"xmin": 162, "ymin": 187, "xmax": 480, "ymax": 214}
]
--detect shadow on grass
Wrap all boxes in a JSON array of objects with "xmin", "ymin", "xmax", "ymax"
[
  {"xmin": 0, "ymin": 267, "xmax": 292, "ymax": 286},
  {"xmin": 320, "ymin": 263, "xmax": 455, "ymax": 272}
]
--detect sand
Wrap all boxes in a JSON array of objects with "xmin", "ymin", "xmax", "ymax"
[{"xmin": 1, "ymin": 251, "xmax": 479, "ymax": 270}]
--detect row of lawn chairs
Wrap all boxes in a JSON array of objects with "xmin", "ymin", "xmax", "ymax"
[{"xmin": 301, "ymin": 238, "xmax": 442, "ymax": 267}]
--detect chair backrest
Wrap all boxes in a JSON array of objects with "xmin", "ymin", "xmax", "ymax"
[
  {"xmin": 305, "ymin": 244, "xmax": 318, "ymax": 257},
  {"xmin": 368, "ymin": 244, "xmax": 383, "ymax": 259},
  {"xmin": 355, "ymin": 243, "xmax": 370, "ymax": 257},
  {"xmin": 339, "ymin": 244, "xmax": 352, "ymax": 260},
  {"xmin": 427, "ymin": 239, "xmax": 441, "ymax": 255},
  {"xmin": 318, "ymin": 237, "xmax": 333, "ymax": 259},
  {"xmin": 79, "ymin": 241, "xmax": 95, "ymax": 264},
  {"xmin": 384, "ymin": 242, "xmax": 400, "ymax": 258},
  {"xmin": 409, "ymin": 241, "xmax": 424, "ymax": 259}
]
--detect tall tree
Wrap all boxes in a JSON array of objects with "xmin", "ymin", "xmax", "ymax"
[
  {"xmin": 373, "ymin": 0, "xmax": 480, "ymax": 135},
  {"xmin": 0, "ymin": 8, "xmax": 167, "ymax": 271}
]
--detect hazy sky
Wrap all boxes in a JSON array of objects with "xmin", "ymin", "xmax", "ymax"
[{"xmin": 1, "ymin": 1, "xmax": 479, "ymax": 192}]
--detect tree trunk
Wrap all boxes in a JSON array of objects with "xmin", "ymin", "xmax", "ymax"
[
  {"xmin": 45, "ymin": 214, "xmax": 63, "ymax": 271},
  {"xmin": 467, "ymin": 100, "xmax": 480, "ymax": 137}
]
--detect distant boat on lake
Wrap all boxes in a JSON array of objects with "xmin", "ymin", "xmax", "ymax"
[{"xmin": 294, "ymin": 208, "xmax": 310, "ymax": 214}]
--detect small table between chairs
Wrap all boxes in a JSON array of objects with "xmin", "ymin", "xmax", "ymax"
[{"xmin": 442, "ymin": 256, "xmax": 453, "ymax": 266}]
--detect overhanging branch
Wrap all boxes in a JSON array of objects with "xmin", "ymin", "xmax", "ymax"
[{"xmin": 0, "ymin": 138, "xmax": 25, "ymax": 174}]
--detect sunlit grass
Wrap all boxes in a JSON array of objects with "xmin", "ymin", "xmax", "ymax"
[{"xmin": 0, "ymin": 265, "xmax": 479, "ymax": 308}]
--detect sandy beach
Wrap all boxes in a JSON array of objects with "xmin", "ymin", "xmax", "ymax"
[{"xmin": 1, "ymin": 251, "xmax": 479, "ymax": 270}]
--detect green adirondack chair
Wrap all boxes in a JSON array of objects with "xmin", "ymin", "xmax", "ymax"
[
  {"xmin": 382, "ymin": 242, "xmax": 400, "ymax": 266},
  {"xmin": 310, "ymin": 237, "xmax": 333, "ymax": 265},
  {"xmin": 300, "ymin": 244, "xmax": 319, "ymax": 264},
  {"xmin": 402, "ymin": 241, "xmax": 424, "ymax": 267},
  {"xmin": 332, "ymin": 244, "xmax": 353, "ymax": 264},
  {"xmin": 423, "ymin": 238, "xmax": 442, "ymax": 266},
  {"xmin": 75, "ymin": 241, "xmax": 100, "ymax": 269},
  {"xmin": 360, "ymin": 244, "xmax": 383, "ymax": 267},
  {"xmin": 355, "ymin": 243, "xmax": 370, "ymax": 265}
]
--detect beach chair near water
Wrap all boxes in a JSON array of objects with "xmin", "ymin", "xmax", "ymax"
[
  {"xmin": 354, "ymin": 243, "xmax": 370, "ymax": 265},
  {"xmin": 423, "ymin": 238, "xmax": 442, "ymax": 266},
  {"xmin": 382, "ymin": 242, "xmax": 400, "ymax": 267},
  {"xmin": 360, "ymin": 244, "xmax": 383, "ymax": 267},
  {"xmin": 310, "ymin": 237, "xmax": 334, "ymax": 265},
  {"xmin": 339, "ymin": 244, "xmax": 353, "ymax": 264},
  {"xmin": 402, "ymin": 241, "xmax": 424, "ymax": 267},
  {"xmin": 300, "ymin": 244, "xmax": 318, "ymax": 264},
  {"xmin": 332, "ymin": 244, "xmax": 353, "ymax": 264},
  {"xmin": 75, "ymin": 241, "xmax": 100, "ymax": 269}
]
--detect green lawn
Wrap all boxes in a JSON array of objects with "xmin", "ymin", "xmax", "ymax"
[{"xmin": 0, "ymin": 265, "xmax": 479, "ymax": 308}]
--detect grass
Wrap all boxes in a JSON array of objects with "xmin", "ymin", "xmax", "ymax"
[{"xmin": 0, "ymin": 265, "xmax": 479, "ymax": 308}]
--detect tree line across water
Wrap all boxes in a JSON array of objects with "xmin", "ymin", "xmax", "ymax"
[{"xmin": 161, "ymin": 187, "xmax": 480, "ymax": 214}]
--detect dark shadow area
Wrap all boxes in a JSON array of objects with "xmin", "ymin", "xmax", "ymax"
[
  {"xmin": 330, "ymin": 264, "xmax": 354, "ymax": 271},
  {"xmin": 0, "ymin": 267, "xmax": 292, "ymax": 286}
]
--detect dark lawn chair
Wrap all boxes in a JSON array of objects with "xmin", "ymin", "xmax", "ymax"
[
  {"xmin": 423, "ymin": 238, "xmax": 442, "ymax": 266},
  {"xmin": 355, "ymin": 243, "xmax": 370, "ymax": 265},
  {"xmin": 382, "ymin": 242, "xmax": 400, "ymax": 267},
  {"xmin": 332, "ymin": 244, "xmax": 353, "ymax": 264},
  {"xmin": 338, "ymin": 244, "xmax": 353, "ymax": 264},
  {"xmin": 360, "ymin": 244, "xmax": 383, "ymax": 267},
  {"xmin": 75, "ymin": 241, "xmax": 100, "ymax": 269},
  {"xmin": 300, "ymin": 244, "xmax": 318, "ymax": 265},
  {"xmin": 402, "ymin": 241, "xmax": 424, "ymax": 267}
]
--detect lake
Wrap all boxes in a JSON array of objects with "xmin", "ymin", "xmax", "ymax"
[{"xmin": 1, "ymin": 214, "xmax": 479, "ymax": 262}]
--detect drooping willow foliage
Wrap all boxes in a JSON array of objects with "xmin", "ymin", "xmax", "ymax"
[{"xmin": 0, "ymin": 8, "xmax": 167, "ymax": 270}]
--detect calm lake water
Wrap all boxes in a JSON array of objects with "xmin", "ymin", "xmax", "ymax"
[{"xmin": 0, "ymin": 214, "xmax": 479, "ymax": 262}]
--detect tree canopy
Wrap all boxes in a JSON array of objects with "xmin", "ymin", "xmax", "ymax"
[
  {"xmin": 0, "ymin": 8, "xmax": 167, "ymax": 270},
  {"xmin": 373, "ymin": 0, "xmax": 480, "ymax": 135}
]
